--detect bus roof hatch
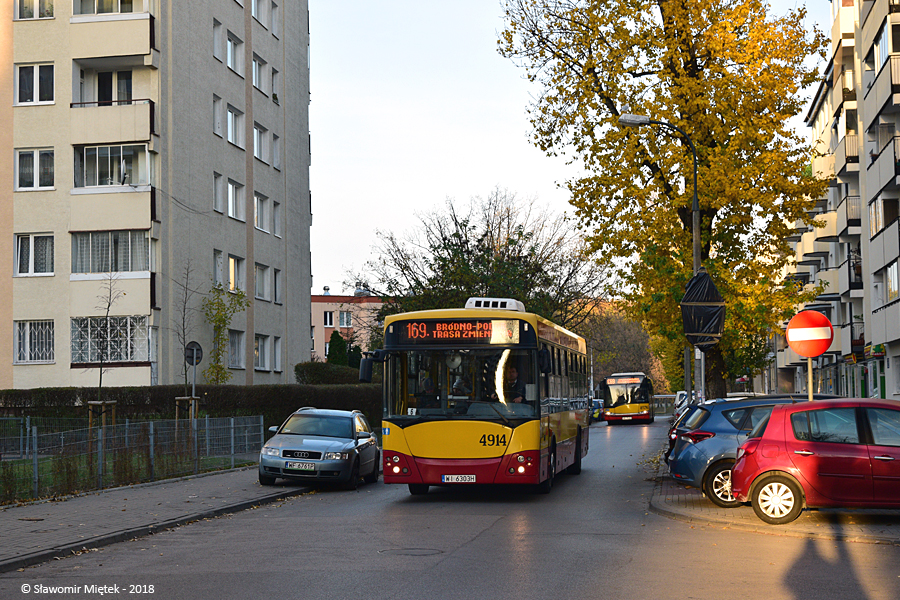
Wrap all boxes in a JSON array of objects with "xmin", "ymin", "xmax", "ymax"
[{"xmin": 465, "ymin": 297, "xmax": 526, "ymax": 312}]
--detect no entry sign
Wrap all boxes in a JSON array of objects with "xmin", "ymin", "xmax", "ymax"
[{"xmin": 785, "ymin": 311, "xmax": 834, "ymax": 358}]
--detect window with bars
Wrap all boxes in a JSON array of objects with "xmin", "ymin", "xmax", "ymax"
[
  {"xmin": 70, "ymin": 315, "xmax": 149, "ymax": 364},
  {"xmin": 16, "ymin": 149, "xmax": 54, "ymax": 190},
  {"xmin": 229, "ymin": 330, "xmax": 245, "ymax": 368},
  {"xmin": 15, "ymin": 234, "xmax": 54, "ymax": 276},
  {"xmin": 71, "ymin": 230, "xmax": 149, "ymax": 273},
  {"xmin": 15, "ymin": 320, "xmax": 54, "ymax": 363}
]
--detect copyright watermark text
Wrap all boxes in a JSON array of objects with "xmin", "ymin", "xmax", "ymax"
[{"xmin": 20, "ymin": 584, "xmax": 154, "ymax": 595}]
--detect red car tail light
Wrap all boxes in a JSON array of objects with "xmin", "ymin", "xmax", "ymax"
[
  {"xmin": 736, "ymin": 438, "xmax": 760, "ymax": 461},
  {"xmin": 680, "ymin": 430, "xmax": 715, "ymax": 444}
]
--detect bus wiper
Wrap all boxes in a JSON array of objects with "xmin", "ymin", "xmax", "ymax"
[{"xmin": 468, "ymin": 401, "xmax": 511, "ymax": 425}]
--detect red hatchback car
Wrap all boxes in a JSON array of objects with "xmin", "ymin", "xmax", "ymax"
[{"xmin": 732, "ymin": 398, "xmax": 900, "ymax": 524}]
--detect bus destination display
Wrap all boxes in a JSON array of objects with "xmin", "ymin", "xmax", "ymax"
[{"xmin": 394, "ymin": 319, "xmax": 521, "ymax": 345}]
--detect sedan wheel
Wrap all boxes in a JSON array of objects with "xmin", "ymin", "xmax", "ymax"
[
  {"xmin": 704, "ymin": 462, "xmax": 740, "ymax": 508},
  {"xmin": 752, "ymin": 476, "xmax": 803, "ymax": 525}
]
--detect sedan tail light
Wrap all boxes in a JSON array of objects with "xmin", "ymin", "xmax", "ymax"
[
  {"xmin": 736, "ymin": 438, "xmax": 760, "ymax": 461},
  {"xmin": 680, "ymin": 430, "xmax": 715, "ymax": 444}
]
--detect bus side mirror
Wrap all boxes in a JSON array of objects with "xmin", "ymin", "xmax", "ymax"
[
  {"xmin": 539, "ymin": 349, "xmax": 552, "ymax": 374},
  {"xmin": 359, "ymin": 358, "xmax": 374, "ymax": 383}
]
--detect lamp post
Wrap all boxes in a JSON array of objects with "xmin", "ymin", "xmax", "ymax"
[{"xmin": 618, "ymin": 112, "xmax": 704, "ymax": 399}]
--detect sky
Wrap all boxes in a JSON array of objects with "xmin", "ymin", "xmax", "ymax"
[{"xmin": 308, "ymin": 0, "xmax": 832, "ymax": 296}]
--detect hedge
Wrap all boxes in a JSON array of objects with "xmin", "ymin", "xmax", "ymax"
[{"xmin": 0, "ymin": 384, "xmax": 383, "ymax": 431}]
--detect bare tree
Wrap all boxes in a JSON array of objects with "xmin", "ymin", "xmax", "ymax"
[
  {"xmin": 170, "ymin": 259, "xmax": 202, "ymax": 394},
  {"xmin": 94, "ymin": 273, "xmax": 125, "ymax": 403}
]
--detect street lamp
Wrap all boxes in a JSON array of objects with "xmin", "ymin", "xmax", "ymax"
[{"xmin": 618, "ymin": 112, "xmax": 705, "ymax": 400}]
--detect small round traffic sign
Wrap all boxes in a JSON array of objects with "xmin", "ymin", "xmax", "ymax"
[
  {"xmin": 785, "ymin": 311, "xmax": 834, "ymax": 358},
  {"xmin": 185, "ymin": 341, "xmax": 203, "ymax": 366}
]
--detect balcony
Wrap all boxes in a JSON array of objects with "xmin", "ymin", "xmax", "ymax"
[
  {"xmin": 866, "ymin": 136, "xmax": 900, "ymax": 196},
  {"xmin": 70, "ymin": 12, "xmax": 157, "ymax": 67},
  {"xmin": 796, "ymin": 230, "xmax": 830, "ymax": 266},
  {"xmin": 837, "ymin": 195, "xmax": 862, "ymax": 238},
  {"xmin": 863, "ymin": 56, "xmax": 900, "ymax": 132},
  {"xmin": 839, "ymin": 321, "xmax": 866, "ymax": 356},
  {"xmin": 70, "ymin": 99, "xmax": 155, "ymax": 145},
  {"xmin": 838, "ymin": 256, "xmax": 865, "ymax": 296},
  {"xmin": 835, "ymin": 134, "xmax": 859, "ymax": 175},
  {"xmin": 812, "ymin": 150, "xmax": 835, "ymax": 182},
  {"xmin": 869, "ymin": 218, "xmax": 900, "ymax": 273},
  {"xmin": 813, "ymin": 209, "xmax": 839, "ymax": 242},
  {"xmin": 814, "ymin": 266, "xmax": 840, "ymax": 300},
  {"xmin": 871, "ymin": 299, "xmax": 900, "ymax": 345}
]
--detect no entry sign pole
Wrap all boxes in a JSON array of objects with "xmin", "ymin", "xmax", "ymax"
[{"xmin": 785, "ymin": 311, "xmax": 834, "ymax": 402}]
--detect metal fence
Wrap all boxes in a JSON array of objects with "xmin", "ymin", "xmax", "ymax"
[{"xmin": 0, "ymin": 416, "xmax": 263, "ymax": 505}]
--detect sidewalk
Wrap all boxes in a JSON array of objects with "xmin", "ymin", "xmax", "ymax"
[
  {"xmin": 0, "ymin": 467, "xmax": 305, "ymax": 573},
  {"xmin": 649, "ymin": 463, "xmax": 900, "ymax": 545}
]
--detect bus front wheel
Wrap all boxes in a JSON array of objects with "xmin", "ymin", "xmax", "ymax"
[
  {"xmin": 408, "ymin": 484, "xmax": 429, "ymax": 495},
  {"xmin": 537, "ymin": 446, "xmax": 555, "ymax": 494}
]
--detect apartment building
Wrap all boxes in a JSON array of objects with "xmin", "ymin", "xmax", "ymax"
[
  {"xmin": 2, "ymin": 0, "xmax": 312, "ymax": 388},
  {"xmin": 779, "ymin": 0, "xmax": 900, "ymax": 400},
  {"xmin": 310, "ymin": 287, "xmax": 382, "ymax": 362}
]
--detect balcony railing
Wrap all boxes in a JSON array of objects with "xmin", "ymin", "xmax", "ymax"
[{"xmin": 70, "ymin": 99, "xmax": 156, "ymax": 136}]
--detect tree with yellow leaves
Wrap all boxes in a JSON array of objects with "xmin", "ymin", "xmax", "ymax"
[{"xmin": 500, "ymin": 0, "xmax": 830, "ymax": 397}]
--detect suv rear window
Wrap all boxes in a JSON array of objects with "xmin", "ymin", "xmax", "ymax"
[
  {"xmin": 722, "ymin": 408, "xmax": 748, "ymax": 429},
  {"xmin": 683, "ymin": 407, "xmax": 710, "ymax": 430}
]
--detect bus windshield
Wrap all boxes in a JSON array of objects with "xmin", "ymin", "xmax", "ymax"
[
  {"xmin": 604, "ymin": 383, "xmax": 650, "ymax": 408},
  {"xmin": 385, "ymin": 348, "xmax": 537, "ymax": 420}
]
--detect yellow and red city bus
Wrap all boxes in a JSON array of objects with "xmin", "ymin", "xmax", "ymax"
[
  {"xmin": 360, "ymin": 298, "xmax": 590, "ymax": 495},
  {"xmin": 599, "ymin": 372, "xmax": 655, "ymax": 424}
]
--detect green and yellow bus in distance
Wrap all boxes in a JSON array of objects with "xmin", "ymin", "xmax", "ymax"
[
  {"xmin": 599, "ymin": 372, "xmax": 655, "ymax": 424},
  {"xmin": 360, "ymin": 297, "xmax": 590, "ymax": 495}
]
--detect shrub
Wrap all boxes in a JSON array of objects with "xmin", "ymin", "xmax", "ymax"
[{"xmin": 294, "ymin": 361, "xmax": 361, "ymax": 385}]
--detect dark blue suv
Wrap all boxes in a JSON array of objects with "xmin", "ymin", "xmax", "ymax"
[{"xmin": 668, "ymin": 394, "xmax": 840, "ymax": 507}]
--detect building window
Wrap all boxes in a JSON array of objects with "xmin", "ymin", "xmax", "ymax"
[
  {"xmin": 272, "ymin": 134, "xmax": 281, "ymax": 170},
  {"xmin": 74, "ymin": 144, "xmax": 148, "ymax": 187},
  {"xmin": 273, "ymin": 201, "xmax": 282, "ymax": 237},
  {"xmin": 213, "ymin": 95, "xmax": 223, "ymax": 137},
  {"xmin": 17, "ymin": 0, "xmax": 53, "ymax": 19},
  {"xmin": 71, "ymin": 230, "xmax": 149, "ymax": 273},
  {"xmin": 71, "ymin": 316, "xmax": 149, "ymax": 364},
  {"xmin": 254, "ymin": 193, "xmax": 269, "ymax": 231},
  {"xmin": 254, "ymin": 334, "xmax": 269, "ymax": 370},
  {"xmin": 339, "ymin": 311, "xmax": 352, "ymax": 328},
  {"xmin": 214, "ymin": 172, "xmax": 224, "ymax": 213},
  {"xmin": 255, "ymin": 263, "xmax": 270, "ymax": 300},
  {"xmin": 213, "ymin": 19, "xmax": 224, "ymax": 61},
  {"xmin": 227, "ymin": 105, "xmax": 244, "ymax": 147},
  {"xmin": 271, "ymin": 2, "xmax": 280, "ymax": 37},
  {"xmin": 310, "ymin": 326, "xmax": 315, "ymax": 350},
  {"xmin": 226, "ymin": 33, "xmax": 243, "ymax": 74},
  {"xmin": 273, "ymin": 336, "xmax": 282, "ymax": 372},
  {"xmin": 228, "ymin": 255, "xmax": 245, "ymax": 291},
  {"xmin": 227, "ymin": 180, "xmax": 244, "ymax": 220},
  {"xmin": 271, "ymin": 68, "xmax": 280, "ymax": 104},
  {"xmin": 74, "ymin": 0, "xmax": 137, "ymax": 15},
  {"xmin": 324, "ymin": 311, "xmax": 334, "ymax": 327},
  {"xmin": 252, "ymin": 55, "xmax": 266, "ymax": 91},
  {"xmin": 16, "ymin": 64, "xmax": 54, "ymax": 105},
  {"xmin": 228, "ymin": 329, "xmax": 245, "ymax": 368},
  {"xmin": 213, "ymin": 249, "xmax": 224, "ymax": 286},
  {"xmin": 97, "ymin": 70, "xmax": 132, "ymax": 105},
  {"xmin": 889, "ymin": 261, "xmax": 900, "ymax": 303},
  {"xmin": 16, "ymin": 149, "xmax": 54, "ymax": 190},
  {"xmin": 15, "ymin": 234, "xmax": 54, "ymax": 276},
  {"xmin": 254, "ymin": 124, "xmax": 268, "ymax": 161},
  {"xmin": 273, "ymin": 268, "xmax": 282, "ymax": 303},
  {"xmin": 15, "ymin": 320, "xmax": 54, "ymax": 364}
]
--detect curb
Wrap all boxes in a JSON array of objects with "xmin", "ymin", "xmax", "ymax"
[{"xmin": 0, "ymin": 486, "xmax": 307, "ymax": 573}]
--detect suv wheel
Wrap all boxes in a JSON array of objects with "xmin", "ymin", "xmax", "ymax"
[
  {"xmin": 704, "ymin": 461, "xmax": 740, "ymax": 508},
  {"xmin": 752, "ymin": 475, "xmax": 803, "ymax": 524}
]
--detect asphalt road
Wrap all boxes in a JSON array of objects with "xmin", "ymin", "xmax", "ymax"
[{"xmin": 3, "ymin": 420, "xmax": 899, "ymax": 600}]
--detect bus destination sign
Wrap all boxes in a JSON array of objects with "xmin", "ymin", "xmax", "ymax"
[{"xmin": 394, "ymin": 319, "xmax": 521, "ymax": 345}]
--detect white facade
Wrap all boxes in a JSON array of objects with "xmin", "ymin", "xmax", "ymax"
[{"xmin": 2, "ymin": 0, "xmax": 312, "ymax": 388}]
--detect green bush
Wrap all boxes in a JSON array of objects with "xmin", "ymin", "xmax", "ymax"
[
  {"xmin": 294, "ymin": 361, "xmax": 362, "ymax": 385},
  {"xmin": 0, "ymin": 384, "xmax": 383, "ymax": 431}
]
